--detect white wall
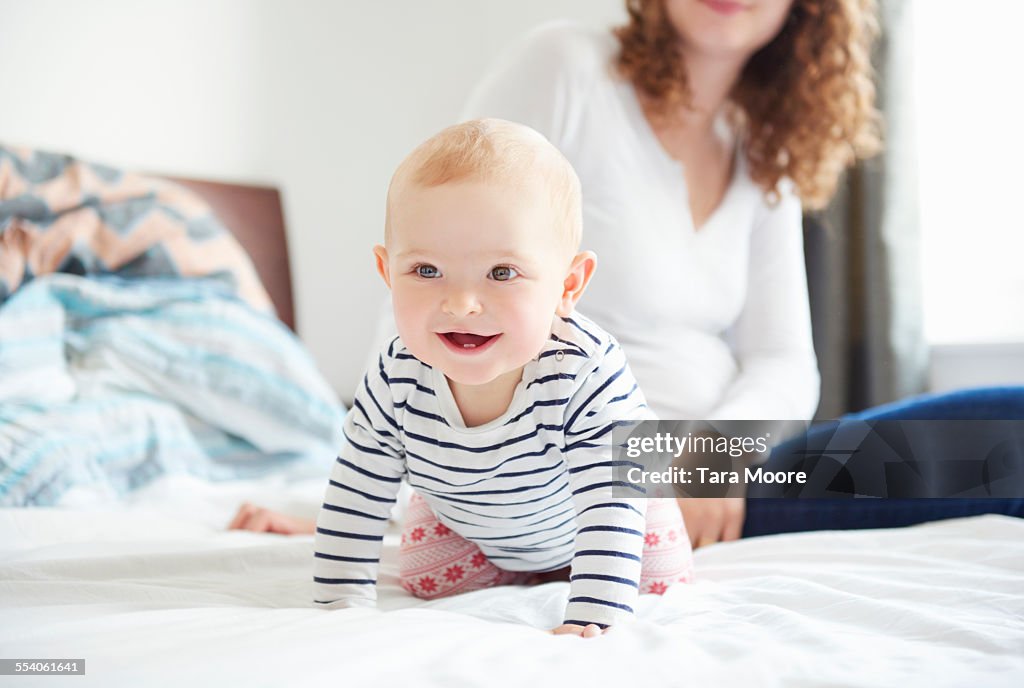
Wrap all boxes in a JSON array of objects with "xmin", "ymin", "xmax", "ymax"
[{"xmin": 0, "ymin": 0, "xmax": 626, "ymax": 402}]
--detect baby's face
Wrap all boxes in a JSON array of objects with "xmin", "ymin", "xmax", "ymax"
[{"xmin": 381, "ymin": 180, "xmax": 571, "ymax": 387}]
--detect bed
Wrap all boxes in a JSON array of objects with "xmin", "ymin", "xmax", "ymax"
[
  {"xmin": 1, "ymin": 149, "xmax": 1023, "ymax": 687},
  {"xmin": 1, "ymin": 483, "xmax": 1022, "ymax": 686}
]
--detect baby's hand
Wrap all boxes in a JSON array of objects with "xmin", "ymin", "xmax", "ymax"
[
  {"xmin": 550, "ymin": 623, "xmax": 607, "ymax": 638},
  {"xmin": 227, "ymin": 502, "xmax": 316, "ymax": 535}
]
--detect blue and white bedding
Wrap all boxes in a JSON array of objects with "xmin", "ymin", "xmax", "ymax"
[{"xmin": 0, "ymin": 273, "xmax": 345, "ymax": 506}]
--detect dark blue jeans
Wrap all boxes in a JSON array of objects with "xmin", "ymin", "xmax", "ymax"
[{"xmin": 741, "ymin": 386, "xmax": 1024, "ymax": 538}]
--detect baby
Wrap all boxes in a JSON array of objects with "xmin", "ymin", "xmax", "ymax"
[{"xmin": 312, "ymin": 118, "xmax": 693, "ymax": 636}]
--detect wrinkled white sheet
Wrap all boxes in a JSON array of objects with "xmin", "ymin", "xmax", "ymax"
[{"xmin": 1, "ymin": 474, "xmax": 1022, "ymax": 687}]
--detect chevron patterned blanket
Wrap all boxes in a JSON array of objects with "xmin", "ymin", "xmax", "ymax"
[{"xmin": 0, "ymin": 145, "xmax": 272, "ymax": 311}]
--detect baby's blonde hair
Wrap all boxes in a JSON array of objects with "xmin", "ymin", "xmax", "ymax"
[{"xmin": 385, "ymin": 118, "xmax": 582, "ymax": 254}]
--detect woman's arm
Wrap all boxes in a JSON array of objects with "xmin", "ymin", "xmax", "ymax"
[
  {"xmin": 709, "ymin": 188, "xmax": 821, "ymax": 422},
  {"xmin": 680, "ymin": 190, "xmax": 818, "ymax": 549}
]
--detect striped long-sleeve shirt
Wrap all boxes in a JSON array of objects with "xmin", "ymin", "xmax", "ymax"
[{"xmin": 312, "ymin": 312, "xmax": 654, "ymax": 628}]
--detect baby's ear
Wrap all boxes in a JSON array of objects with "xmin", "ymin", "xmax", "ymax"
[
  {"xmin": 373, "ymin": 245, "xmax": 392, "ymax": 289},
  {"xmin": 556, "ymin": 250, "xmax": 597, "ymax": 317}
]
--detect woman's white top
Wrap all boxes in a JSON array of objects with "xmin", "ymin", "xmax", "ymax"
[{"xmin": 460, "ymin": 21, "xmax": 820, "ymax": 421}]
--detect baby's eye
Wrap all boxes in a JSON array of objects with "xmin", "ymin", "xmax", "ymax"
[
  {"xmin": 415, "ymin": 264, "xmax": 441, "ymax": 279},
  {"xmin": 490, "ymin": 265, "xmax": 519, "ymax": 281}
]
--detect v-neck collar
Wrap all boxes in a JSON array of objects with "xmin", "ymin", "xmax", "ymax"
[
  {"xmin": 430, "ymin": 362, "xmax": 534, "ymax": 434},
  {"xmin": 619, "ymin": 79, "xmax": 746, "ymax": 234}
]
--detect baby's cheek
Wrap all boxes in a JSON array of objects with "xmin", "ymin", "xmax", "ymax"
[
  {"xmin": 392, "ymin": 289, "xmax": 427, "ymax": 326},
  {"xmin": 509, "ymin": 305, "xmax": 558, "ymax": 357}
]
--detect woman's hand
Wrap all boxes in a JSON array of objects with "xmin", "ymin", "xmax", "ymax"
[
  {"xmin": 227, "ymin": 502, "xmax": 316, "ymax": 535},
  {"xmin": 676, "ymin": 497, "xmax": 745, "ymax": 549},
  {"xmin": 551, "ymin": 624, "xmax": 606, "ymax": 638}
]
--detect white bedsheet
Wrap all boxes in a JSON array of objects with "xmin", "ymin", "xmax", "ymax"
[{"xmin": 1, "ymin": 474, "xmax": 1022, "ymax": 687}]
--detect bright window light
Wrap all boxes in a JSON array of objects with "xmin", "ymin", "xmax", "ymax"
[{"xmin": 913, "ymin": 1, "xmax": 1024, "ymax": 344}]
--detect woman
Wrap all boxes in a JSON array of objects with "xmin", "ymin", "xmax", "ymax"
[
  {"xmin": 452, "ymin": 0, "xmax": 880, "ymax": 547},
  {"xmin": 232, "ymin": 0, "xmax": 882, "ymax": 540}
]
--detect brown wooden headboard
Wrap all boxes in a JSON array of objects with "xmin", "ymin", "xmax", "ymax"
[{"xmin": 166, "ymin": 177, "xmax": 296, "ymax": 331}]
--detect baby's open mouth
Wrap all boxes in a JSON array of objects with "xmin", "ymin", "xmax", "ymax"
[{"xmin": 440, "ymin": 332, "xmax": 499, "ymax": 350}]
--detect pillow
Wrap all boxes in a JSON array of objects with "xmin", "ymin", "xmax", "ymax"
[{"xmin": 0, "ymin": 144, "xmax": 273, "ymax": 312}]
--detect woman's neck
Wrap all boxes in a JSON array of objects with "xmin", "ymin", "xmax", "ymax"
[
  {"xmin": 447, "ymin": 366, "xmax": 524, "ymax": 428},
  {"xmin": 672, "ymin": 47, "xmax": 747, "ymax": 135}
]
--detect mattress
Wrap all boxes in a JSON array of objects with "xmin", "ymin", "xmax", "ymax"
[{"xmin": 1, "ymin": 474, "xmax": 1022, "ymax": 687}]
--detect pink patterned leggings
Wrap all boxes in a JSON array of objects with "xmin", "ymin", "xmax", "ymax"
[{"xmin": 399, "ymin": 493, "xmax": 695, "ymax": 599}]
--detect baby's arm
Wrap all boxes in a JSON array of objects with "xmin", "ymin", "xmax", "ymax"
[
  {"xmin": 560, "ymin": 463, "xmax": 647, "ymax": 631},
  {"xmin": 552, "ymin": 623, "xmax": 606, "ymax": 638},
  {"xmin": 559, "ymin": 340, "xmax": 652, "ymax": 632},
  {"xmin": 312, "ymin": 361, "xmax": 406, "ymax": 610}
]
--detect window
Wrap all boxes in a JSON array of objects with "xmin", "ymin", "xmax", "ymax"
[{"xmin": 914, "ymin": 1, "xmax": 1024, "ymax": 345}]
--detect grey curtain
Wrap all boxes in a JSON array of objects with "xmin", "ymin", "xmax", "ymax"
[{"xmin": 803, "ymin": 0, "xmax": 927, "ymax": 419}]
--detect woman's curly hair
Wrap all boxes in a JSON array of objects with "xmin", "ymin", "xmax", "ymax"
[{"xmin": 615, "ymin": 0, "xmax": 882, "ymax": 209}]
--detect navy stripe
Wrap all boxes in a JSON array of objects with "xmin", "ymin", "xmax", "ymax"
[
  {"xmin": 394, "ymin": 399, "xmax": 448, "ymax": 425},
  {"xmin": 405, "ymin": 462, "xmax": 561, "ymax": 488},
  {"xmin": 503, "ymin": 397, "xmax": 570, "ymax": 425},
  {"xmin": 526, "ymin": 372, "xmax": 576, "ymax": 388},
  {"xmin": 494, "ymin": 532, "xmax": 575, "ymax": 551},
  {"xmin": 493, "ymin": 464, "xmax": 566, "ymax": 480},
  {"xmin": 565, "ymin": 362, "xmax": 627, "ymax": 430},
  {"xmin": 562, "ymin": 620, "xmax": 610, "ymax": 629},
  {"xmin": 329, "ymin": 479, "xmax": 398, "ymax": 504},
  {"xmin": 417, "ymin": 480, "xmax": 569, "ymax": 507},
  {"xmin": 574, "ymin": 549, "xmax": 642, "ymax": 562},
  {"xmin": 442, "ymin": 496, "xmax": 575, "ymax": 524},
  {"xmin": 314, "ymin": 552, "xmax": 381, "ymax": 563},
  {"xmin": 538, "ymin": 348, "xmax": 587, "ymax": 360},
  {"xmin": 564, "ymin": 420, "xmax": 634, "ymax": 447},
  {"xmin": 351, "ymin": 401, "xmax": 397, "ymax": 440},
  {"xmin": 578, "ymin": 502, "xmax": 644, "ymax": 517},
  {"xmin": 503, "ymin": 551, "xmax": 574, "ymax": 569},
  {"xmin": 316, "ymin": 527, "xmax": 384, "ymax": 541},
  {"xmin": 567, "ymin": 460, "xmax": 643, "ymax": 474},
  {"xmin": 321, "ymin": 503, "xmax": 389, "ymax": 521},
  {"xmin": 577, "ymin": 525, "xmax": 643, "ymax": 537},
  {"xmin": 342, "ymin": 430, "xmax": 399, "ymax": 459},
  {"xmin": 572, "ymin": 481, "xmax": 645, "ymax": 496},
  {"xmin": 570, "ymin": 574, "xmax": 639, "ymax": 589},
  {"xmin": 548, "ymin": 333, "xmax": 587, "ymax": 353},
  {"xmin": 404, "ymin": 424, "xmax": 563, "ymax": 453},
  {"xmin": 606, "ymin": 382, "xmax": 638, "ymax": 405},
  {"xmin": 561, "ymin": 315, "xmax": 602, "ymax": 346},
  {"xmin": 336, "ymin": 457, "xmax": 402, "ymax": 483},
  {"xmin": 496, "ymin": 539, "xmax": 574, "ymax": 553},
  {"xmin": 461, "ymin": 512, "xmax": 577, "ymax": 540},
  {"xmin": 568, "ymin": 597, "xmax": 634, "ymax": 614},
  {"xmin": 405, "ymin": 442, "xmax": 559, "ymax": 474},
  {"xmin": 417, "ymin": 468, "xmax": 563, "ymax": 497},
  {"xmin": 314, "ymin": 577, "xmax": 376, "ymax": 585},
  {"xmin": 388, "ymin": 377, "xmax": 436, "ymax": 395},
  {"xmin": 362, "ymin": 375, "xmax": 400, "ymax": 431}
]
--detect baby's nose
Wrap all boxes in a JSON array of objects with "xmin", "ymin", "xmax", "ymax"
[{"xmin": 442, "ymin": 288, "xmax": 482, "ymax": 317}]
